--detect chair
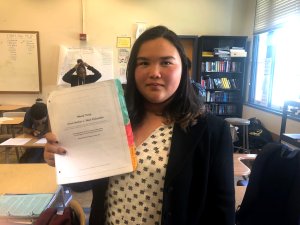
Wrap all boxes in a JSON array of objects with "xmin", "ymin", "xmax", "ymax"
[
  {"xmin": 225, "ymin": 117, "xmax": 250, "ymax": 152},
  {"xmin": 68, "ymin": 199, "xmax": 86, "ymax": 225},
  {"xmin": 236, "ymin": 143, "xmax": 300, "ymax": 225},
  {"xmin": 34, "ymin": 200, "xmax": 86, "ymax": 225}
]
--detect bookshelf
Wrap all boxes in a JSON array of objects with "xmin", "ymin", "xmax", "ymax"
[{"xmin": 198, "ymin": 36, "xmax": 248, "ymax": 118}]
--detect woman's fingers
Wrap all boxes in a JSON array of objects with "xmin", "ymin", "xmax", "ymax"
[{"xmin": 44, "ymin": 132, "xmax": 67, "ymax": 167}]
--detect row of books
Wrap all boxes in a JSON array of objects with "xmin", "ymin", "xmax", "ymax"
[
  {"xmin": 201, "ymin": 61, "xmax": 242, "ymax": 73},
  {"xmin": 205, "ymin": 104, "xmax": 237, "ymax": 115},
  {"xmin": 206, "ymin": 91, "xmax": 240, "ymax": 103},
  {"xmin": 203, "ymin": 77, "xmax": 238, "ymax": 89}
]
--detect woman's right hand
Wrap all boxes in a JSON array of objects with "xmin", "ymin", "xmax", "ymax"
[{"xmin": 44, "ymin": 132, "xmax": 66, "ymax": 167}]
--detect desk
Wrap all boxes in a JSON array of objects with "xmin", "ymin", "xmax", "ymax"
[
  {"xmin": 233, "ymin": 153, "xmax": 257, "ymax": 176},
  {"xmin": 0, "ymin": 104, "xmax": 29, "ymax": 112},
  {"xmin": 235, "ymin": 185, "xmax": 247, "ymax": 209},
  {"xmin": 0, "ymin": 134, "xmax": 45, "ymax": 163},
  {"xmin": 233, "ymin": 155, "xmax": 256, "ymax": 209},
  {"xmin": 0, "ymin": 163, "xmax": 57, "ymax": 194},
  {"xmin": 0, "ymin": 117, "xmax": 24, "ymax": 125},
  {"xmin": 0, "ymin": 164, "xmax": 71, "ymax": 225},
  {"xmin": 10, "ymin": 133, "xmax": 46, "ymax": 148},
  {"xmin": 0, "ymin": 117, "xmax": 24, "ymax": 138}
]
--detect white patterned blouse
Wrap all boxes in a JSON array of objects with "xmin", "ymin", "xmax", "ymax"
[{"xmin": 105, "ymin": 124, "xmax": 174, "ymax": 225}]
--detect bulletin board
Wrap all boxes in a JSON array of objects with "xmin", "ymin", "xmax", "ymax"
[{"xmin": 0, "ymin": 31, "xmax": 41, "ymax": 93}]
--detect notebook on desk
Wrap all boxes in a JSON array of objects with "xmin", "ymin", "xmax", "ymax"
[
  {"xmin": 0, "ymin": 164, "xmax": 70, "ymax": 224},
  {"xmin": 0, "ymin": 187, "xmax": 72, "ymax": 225},
  {"xmin": 0, "ymin": 193, "xmax": 58, "ymax": 218}
]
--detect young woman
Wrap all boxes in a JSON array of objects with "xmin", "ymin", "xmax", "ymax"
[{"xmin": 45, "ymin": 25, "xmax": 235, "ymax": 225}]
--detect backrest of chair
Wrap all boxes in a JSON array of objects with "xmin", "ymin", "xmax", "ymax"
[
  {"xmin": 68, "ymin": 200, "xmax": 86, "ymax": 225},
  {"xmin": 2, "ymin": 111, "xmax": 26, "ymax": 117},
  {"xmin": 236, "ymin": 143, "xmax": 300, "ymax": 225}
]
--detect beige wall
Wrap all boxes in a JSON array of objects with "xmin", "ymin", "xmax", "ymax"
[
  {"xmin": 0, "ymin": 0, "xmax": 255, "ymax": 104},
  {"xmin": 5, "ymin": 0, "xmax": 298, "ymax": 136}
]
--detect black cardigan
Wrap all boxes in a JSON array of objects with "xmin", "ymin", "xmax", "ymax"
[{"xmin": 90, "ymin": 115, "xmax": 235, "ymax": 225}]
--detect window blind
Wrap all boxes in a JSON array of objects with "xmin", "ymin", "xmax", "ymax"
[{"xmin": 254, "ymin": 0, "xmax": 300, "ymax": 34}]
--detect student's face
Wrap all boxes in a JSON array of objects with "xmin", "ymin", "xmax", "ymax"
[
  {"xmin": 135, "ymin": 38, "xmax": 182, "ymax": 104},
  {"xmin": 77, "ymin": 67, "xmax": 86, "ymax": 78}
]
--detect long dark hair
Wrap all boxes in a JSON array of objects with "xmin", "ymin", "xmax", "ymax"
[{"xmin": 125, "ymin": 25, "xmax": 204, "ymax": 130}]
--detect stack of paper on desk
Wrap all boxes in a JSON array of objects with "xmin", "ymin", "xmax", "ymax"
[
  {"xmin": 0, "ymin": 194, "xmax": 55, "ymax": 218},
  {"xmin": 47, "ymin": 79, "xmax": 137, "ymax": 185},
  {"xmin": 0, "ymin": 164, "xmax": 64, "ymax": 224},
  {"xmin": 0, "ymin": 138, "xmax": 31, "ymax": 146}
]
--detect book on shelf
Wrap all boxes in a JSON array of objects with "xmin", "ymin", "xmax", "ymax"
[
  {"xmin": 202, "ymin": 60, "xmax": 240, "ymax": 73},
  {"xmin": 214, "ymin": 47, "xmax": 230, "ymax": 55},
  {"xmin": 230, "ymin": 48, "xmax": 247, "ymax": 57},
  {"xmin": 213, "ymin": 78, "xmax": 222, "ymax": 89},
  {"xmin": 205, "ymin": 91, "xmax": 239, "ymax": 103},
  {"xmin": 202, "ymin": 51, "xmax": 214, "ymax": 57},
  {"xmin": 221, "ymin": 78, "xmax": 231, "ymax": 89},
  {"xmin": 205, "ymin": 103, "xmax": 237, "ymax": 115},
  {"xmin": 229, "ymin": 78, "xmax": 238, "ymax": 89}
]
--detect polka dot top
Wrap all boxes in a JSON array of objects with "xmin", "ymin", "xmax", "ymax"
[{"xmin": 105, "ymin": 124, "xmax": 174, "ymax": 225}]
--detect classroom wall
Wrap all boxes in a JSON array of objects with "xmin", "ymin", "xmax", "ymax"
[
  {"xmin": 0, "ymin": 0, "xmax": 255, "ymax": 103},
  {"xmin": 6, "ymin": 0, "xmax": 299, "ymax": 137}
]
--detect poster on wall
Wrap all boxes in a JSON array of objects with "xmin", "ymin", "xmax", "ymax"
[
  {"xmin": 57, "ymin": 45, "xmax": 114, "ymax": 86},
  {"xmin": 117, "ymin": 48, "xmax": 130, "ymax": 83}
]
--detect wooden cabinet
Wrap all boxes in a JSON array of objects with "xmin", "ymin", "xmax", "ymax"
[
  {"xmin": 179, "ymin": 35, "xmax": 198, "ymax": 80},
  {"xmin": 198, "ymin": 36, "xmax": 248, "ymax": 118}
]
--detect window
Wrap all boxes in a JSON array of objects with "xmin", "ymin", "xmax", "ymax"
[{"xmin": 249, "ymin": 0, "xmax": 300, "ymax": 111}]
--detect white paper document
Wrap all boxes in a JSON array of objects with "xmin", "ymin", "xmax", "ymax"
[
  {"xmin": 35, "ymin": 138, "xmax": 47, "ymax": 144},
  {"xmin": 47, "ymin": 79, "xmax": 136, "ymax": 184},
  {"xmin": 0, "ymin": 138, "xmax": 31, "ymax": 146}
]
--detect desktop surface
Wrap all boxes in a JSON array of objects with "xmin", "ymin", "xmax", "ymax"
[{"xmin": 0, "ymin": 163, "xmax": 57, "ymax": 194}]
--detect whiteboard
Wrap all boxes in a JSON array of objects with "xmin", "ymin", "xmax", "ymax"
[{"xmin": 0, "ymin": 31, "xmax": 41, "ymax": 93}]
